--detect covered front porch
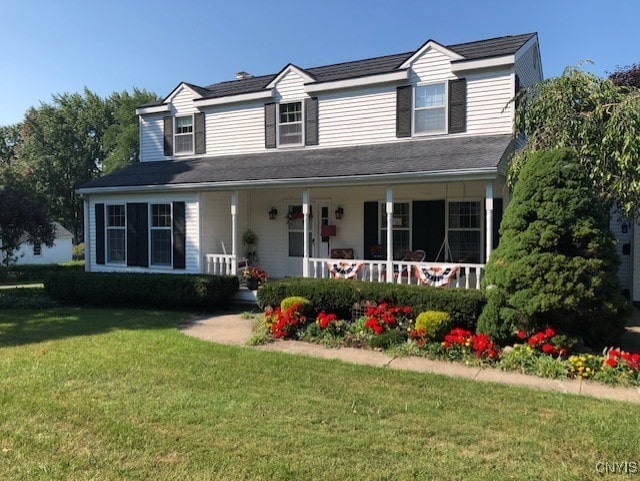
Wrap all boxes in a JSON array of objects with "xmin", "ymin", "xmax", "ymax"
[{"xmin": 202, "ymin": 179, "xmax": 506, "ymax": 289}]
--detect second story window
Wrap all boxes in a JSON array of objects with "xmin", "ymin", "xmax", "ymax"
[
  {"xmin": 175, "ymin": 115, "xmax": 194, "ymax": 154},
  {"xmin": 414, "ymin": 83, "xmax": 446, "ymax": 134},
  {"xmin": 278, "ymin": 102, "xmax": 303, "ymax": 146}
]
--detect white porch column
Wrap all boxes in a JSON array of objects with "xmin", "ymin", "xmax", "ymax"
[
  {"xmin": 231, "ymin": 191, "xmax": 238, "ymax": 275},
  {"xmin": 485, "ymin": 182, "xmax": 493, "ymax": 263},
  {"xmin": 83, "ymin": 198, "xmax": 91, "ymax": 272},
  {"xmin": 303, "ymin": 189, "xmax": 310, "ymax": 278},
  {"xmin": 386, "ymin": 186, "xmax": 394, "ymax": 283}
]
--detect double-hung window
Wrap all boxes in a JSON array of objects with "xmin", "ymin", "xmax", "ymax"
[
  {"xmin": 174, "ymin": 115, "xmax": 194, "ymax": 154},
  {"xmin": 414, "ymin": 83, "xmax": 446, "ymax": 134},
  {"xmin": 150, "ymin": 204, "xmax": 172, "ymax": 266},
  {"xmin": 448, "ymin": 201, "xmax": 481, "ymax": 263},
  {"xmin": 107, "ymin": 205, "xmax": 126, "ymax": 263},
  {"xmin": 380, "ymin": 202, "xmax": 410, "ymax": 260},
  {"xmin": 278, "ymin": 102, "xmax": 303, "ymax": 146},
  {"xmin": 33, "ymin": 243, "xmax": 42, "ymax": 256}
]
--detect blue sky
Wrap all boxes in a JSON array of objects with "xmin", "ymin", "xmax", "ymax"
[{"xmin": 1, "ymin": 0, "xmax": 638, "ymax": 126}]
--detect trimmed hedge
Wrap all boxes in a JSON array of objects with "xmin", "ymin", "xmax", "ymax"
[
  {"xmin": 0, "ymin": 262, "xmax": 84, "ymax": 284},
  {"xmin": 257, "ymin": 278, "xmax": 485, "ymax": 329},
  {"xmin": 44, "ymin": 271, "xmax": 239, "ymax": 311},
  {"xmin": 0, "ymin": 288, "xmax": 57, "ymax": 309}
]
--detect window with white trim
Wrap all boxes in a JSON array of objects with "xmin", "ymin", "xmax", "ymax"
[
  {"xmin": 448, "ymin": 201, "xmax": 481, "ymax": 263},
  {"xmin": 174, "ymin": 115, "xmax": 194, "ymax": 154},
  {"xmin": 278, "ymin": 102, "xmax": 303, "ymax": 146},
  {"xmin": 107, "ymin": 205, "xmax": 126, "ymax": 263},
  {"xmin": 380, "ymin": 202, "xmax": 410, "ymax": 260},
  {"xmin": 150, "ymin": 204, "xmax": 172, "ymax": 266},
  {"xmin": 414, "ymin": 83, "xmax": 446, "ymax": 133}
]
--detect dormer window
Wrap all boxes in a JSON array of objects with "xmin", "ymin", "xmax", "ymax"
[
  {"xmin": 414, "ymin": 83, "xmax": 446, "ymax": 134},
  {"xmin": 278, "ymin": 102, "xmax": 303, "ymax": 146},
  {"xmin": 174, "ymin": 115, "xmax": 194, "ymax": 154}
]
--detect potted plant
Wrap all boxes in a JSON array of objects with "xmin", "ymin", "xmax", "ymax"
[
  {"xmin": 242, "ymin": 266, "xmax": 267, "ymax": 290},
  {"xmin": 242, "ymin": 229, "xmax": 258, "ymax": 265}
]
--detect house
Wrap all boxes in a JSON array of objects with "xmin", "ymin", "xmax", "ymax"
[
  {"xmin": 5, "ymin": 222, "xmax": 73, "ymax": 265},
  {"xmin": 78, "ymin": 32, "xmax": 544, "ymax": 290}
]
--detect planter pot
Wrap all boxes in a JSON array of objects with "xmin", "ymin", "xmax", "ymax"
[{"xmin": 246, "ymin": 278, "xmax": 259, "ymax": 290}]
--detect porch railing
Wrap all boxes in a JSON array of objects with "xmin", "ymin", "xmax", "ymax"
[
  {"xmin": 205, "ymin": 254, "xmax": 236, "ymax": 276},
  {"xmin": 308, "ymin": 258, "xmax": 484, "ymax": 289}
]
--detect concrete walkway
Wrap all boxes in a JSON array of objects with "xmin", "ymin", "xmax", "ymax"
[{"xmin": 179, "ymin": 313, "xmax": 640, "ymax": 405}]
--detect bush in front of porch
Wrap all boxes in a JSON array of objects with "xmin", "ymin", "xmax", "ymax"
[
  {"xmin": 44, "ymin": 271, "xmax": 239, "ymax": 310},
  {"xmin": 477, "ymin": 148, "xmax": 628, "ymax": 347},
  {"xmin": 256, "ymin": 278, "xmax": 485, "ymax": 330}
]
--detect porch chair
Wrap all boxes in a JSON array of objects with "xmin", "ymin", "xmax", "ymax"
[{"xmin": 330, "ymin": 248, "xmax": 355, "ymax": 259}]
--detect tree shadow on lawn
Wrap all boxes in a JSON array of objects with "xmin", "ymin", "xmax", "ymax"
[{"xmin": 0, "ymin": 308, "xmax": 193, "ymax": 348}]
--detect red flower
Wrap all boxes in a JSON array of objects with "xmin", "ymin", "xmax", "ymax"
[
  {"xmin": 541, "ymin": 343, "xmax": 557, "ymax": 355},
  {"xmin": 606, "ymin": 358, "xmax": 618, "ymax": 368},
  {"xmin": 516, "ymin": 330, "xmax": 527, "ymax": 340},
  {"xmin": 544, "ymin": 328, "xmax": 556, "ymax": 339}
]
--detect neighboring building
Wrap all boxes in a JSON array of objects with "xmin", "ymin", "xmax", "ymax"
[
  {"xmin": 78, "ymin": 33, "xmax": 544, "ymax": 289},
  {"xmin": 7, "ymin": 222, "xmax": 73, "ymax": 265}
]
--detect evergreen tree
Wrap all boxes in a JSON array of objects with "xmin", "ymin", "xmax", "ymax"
[{"xmin": 477, "ymin": 148, "xmax": 627, "ymax": 346}]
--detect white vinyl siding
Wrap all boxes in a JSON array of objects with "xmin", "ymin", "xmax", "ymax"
[
  {"xmin": 87, "ymin": 194, "xmax": 200, "ymax": 274},
  {"xmin": 139, "ymin": 114, "xmax": 165, "ymax": 162},
  {"xmin": 465, "ymin": 70, "xmax": 514, "ymax": 135},
  {"xmin": 318, "ymin": 86, "xmax": 397, "ymax": 147},
  {"xmin": 274, "ymin": 69, "xmax": 307, "ymax": 103},
  {"xmin": 515, "ymin": 42, "xmax": 543, "ymax": 89},
  {"xmin": 205, "ymin": 102, "xmax": 265, "ymax": 155}
]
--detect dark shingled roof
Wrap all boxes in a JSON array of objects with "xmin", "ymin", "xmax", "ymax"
[
  {"xmin": 80, "ymin": 135, "xmax": 513, "ymax": 191},
  {"xmin": 196, "ymin": 33, "xmax": 535, "ymax": 99}
]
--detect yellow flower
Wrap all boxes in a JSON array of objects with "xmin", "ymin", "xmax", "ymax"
[
  {"xmin": 465, "ymin": 341, "xmax": 471, "ymax": 347},
  {"xmin": 586, "ymin": 367, "xmax": 591, "ymax": 373}
]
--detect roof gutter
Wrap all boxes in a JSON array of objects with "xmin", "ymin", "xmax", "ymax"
[{"xmin": 77, "ymin": 167, "xmax": 498, "ymax": 195}]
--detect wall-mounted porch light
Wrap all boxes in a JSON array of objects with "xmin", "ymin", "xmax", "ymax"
[
  {"xmin": 335, "ymin": 206, "xmax": 344, "ymax": 220},
  {"xmin": 269, "ymin": 207, "xmax": 278, "ymax": 220}
]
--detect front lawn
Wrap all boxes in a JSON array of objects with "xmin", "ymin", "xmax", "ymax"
[{"xmin": 0, "ymin": 308, "xmax": 639, "ymax": 480}]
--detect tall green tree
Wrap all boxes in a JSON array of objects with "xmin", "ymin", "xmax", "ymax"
[
  {"xmin": 102, "ymin": 89, "xmax": 159, "ymax": 174},
  {"xmin": 0, "ymin": 185, "xmax": 55, "ymax": 266},
  {"xmin": 511, "ymin": 65, "xmax": 640, "ymax": 219},
  {"xmin": 0, "ymin": 123, "xmax": 22, "ymax": 167},
  {"xmin": 19, "ymin": 89, "xmax": 110, "ymax": 242}
]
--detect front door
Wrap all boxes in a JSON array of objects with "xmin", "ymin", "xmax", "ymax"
[{"xmin": 286, "ymin": 204, "xmax": 314, "ymax": 276}]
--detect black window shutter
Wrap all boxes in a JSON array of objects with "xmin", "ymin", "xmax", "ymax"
[
  {"xmin": 412, "ymin": 200, "xmax": 445, "ymax": 262},
  {"xmin": 304, "ymin": 97, "xmax": 319, "ymax": 146},
  {"xmin": 95, "ymin": 203, "xmax": 105, "ymax": 265},
  {"xmin": 173, "ymin": 201, "xmax": 186, "ymax": 269},
  {"xmin": 163, "ymin": 116, "xmax": 174, "ymax": 156},
  {"xmin": 514, "ymin": 74, "xmax": 521, "ymax": 110},
  {"xmin": 127, "ymin": 203, "xmax": 148, "ymax": 267},
  {"xmin": 396, "ymin": 85, "xmax": 412, "ymax": 138},
  {"xmin": 363, "ymin": 202, "xmax": 379, "ymax": 260},
  {"xmin": 264, "ymin": 103, "xmax": 277, "ymax": 149},
  {"xmin": 448, "ymin": 79, "xmax": 467, "ymax": 134},
  {"xmin": 194, "ymin": 112, "xmax": 206, "ymax": 154},
  {"xmin": 493, "ymin": 198, "xmax": 503, "ymax": 250}
]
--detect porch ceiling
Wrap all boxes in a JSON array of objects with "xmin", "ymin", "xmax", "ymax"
[{"xmin": 79, "ymin": 135, "xmax": 514, "ymax": 193}]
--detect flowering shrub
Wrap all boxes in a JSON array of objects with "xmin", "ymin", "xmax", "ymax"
[
  {"xmin": 568, "ymin": 354, "xmax": 600, "ymax": 379},
  {"xmin": 409, "ymin": 328, "xmax": 429, "ymax": 347},
  {"xmin": 264, "ymin": 302, "xmax": 307, "ymax": 339},
  {"xmin": 364, "ymin": 303, "xmax": 413, "ymax": 335},
  {"xmin": 440, "ymin": 328, "xmax": 500, "ymax": 362},
  {"xmin": 516, "ymin": 328, "xmax": 568, "ymax": 357},
  {"xmin": 317, "ymin": 311, "xmax": 338, "ymax": 330}
]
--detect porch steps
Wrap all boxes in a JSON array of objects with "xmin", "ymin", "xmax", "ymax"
[{"xmin": 232, "ymin": 286, "xmax": 258, "ymax": 306}]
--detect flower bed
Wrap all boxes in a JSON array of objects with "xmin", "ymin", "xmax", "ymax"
[{"xmin": 251, "ymin": 300, "xmax": 640, "ymax": 387}]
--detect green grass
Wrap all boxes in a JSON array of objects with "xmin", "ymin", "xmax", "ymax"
[{"xmin": 0, "ymin": 308, "xmax": 639, "ymax": 480}]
